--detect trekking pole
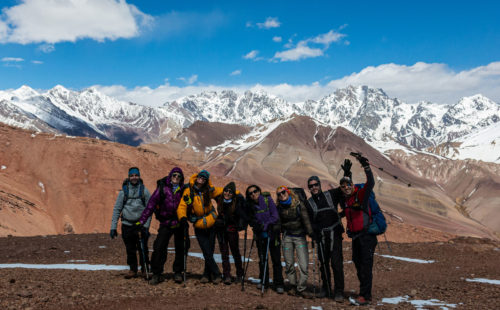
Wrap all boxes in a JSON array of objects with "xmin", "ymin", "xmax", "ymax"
[
  {"xmin": 261, "ymin": 236, "xmax": 271, "ymax": 297},
  {"xmin": 183, "ymin": 222, "xmax": 189, "ymax": 286},
  {"xmin": 317, "ymin": 240, "xmax": 331, "ymax": 298},
  {"xmin": 350, "ymin": 152, "xmax": 411, "ymax": 187},
  {"xmin": 241, "ymin": 228, "xmax": 248, "ymax": 291},
  {"xmin": 383, "ymin": 233, "xmax": 393, "ymax": 254},
  {"xmin": 312, "ymin": 240, "xmax": 316, "ymax": 299},
  {"xmin": 138, "ymin": 230, "xmax": 150, "ymax": 280},
  {"xmin": 242, "ymin": 237, "xmax": 255, "ymax": 291}
]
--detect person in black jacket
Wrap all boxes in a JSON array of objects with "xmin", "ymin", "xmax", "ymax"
[
  {"xmin": 306, "ymin": 159, "xmax": 352, "ymax": 301},
  {"xmin": 214, "ymin": 182, "xmax": 246, "ymax": 285}
]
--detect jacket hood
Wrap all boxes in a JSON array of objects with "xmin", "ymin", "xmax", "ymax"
[{"xmin": 167, "ymin": 167, "xmax": 184, "ymax": 187}]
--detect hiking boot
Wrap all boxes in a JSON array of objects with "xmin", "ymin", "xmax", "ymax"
[
  {"xmin": 212, "ymin": 276, "xmax": 222, "ymax": 285},
  {"xmin": 200, "ymin": 276, "xmax": 210, "ymax": 284},
  {"xmin": 317, "ymin": 288, "xmax": 332, "ymax": 298},
  {"xmin": 174, "ymin": 273, "xmax": 183, "ymax": 284},
  {"xmin": 334, "ymin": 293, "xmax": 345, "ymax": 302},
  {"xmin": 297, "ymin": 290, "xmax": 313, "ymax": 299},
  {"xmin": 352, "ymin": 296, "xmax": 369, "ymax": 306},
  {"xmin": 276, "ymin": 286, "xmax": 284, "ymax": 294},
  {"xmin": 124, "ymin": 270, "xmax": 137, "ymax": 279},
  {"xmin": 235, "ymin": 276, "xmax": 243, "ymax": 283},
  {"xmin": 149, "ymin": 274, "xmax": 164, "ymax": 285},
  {"xmin": 224, "ymin": 277, "xmax": 232, "ymax": 285},
  {"xmin": 256, "ymin": 283, "xmax": 262, "ymax": 290},
  {"xmin": 287, "ymin": 287, "xmax": 297, "ymax": 296}
]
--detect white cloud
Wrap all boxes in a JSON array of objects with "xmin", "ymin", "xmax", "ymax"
[
  {"xmin": 272, "ymin": 36, "xmax": 282, "ymax": 42},
  {"xmin": 32, "ymin": 60, "xmax": 43, "ymax": 64},
  {"xmin": 256, "ymin": 17, "xmax": 281, "ymax": 29},
  {"xmin": 178, "ymin": 74, "xmax": 198, "ymax": 85},
  {"xmin": 230, "ymin": 70, "xmax": 242, "ymax": 76},
  {"xmin": 273, "ymin": 29, "xmax": 347, "ymax": 62},
  {"xmin": 0, "ymin": 0, "xmax": 153, "ymax": 44},
  {"xmin": 243, "ymin": 50, "xmax": 259, "ymax": 60},
  {"xmin": 38, "ymin": 44, "xmax": 55, "ymax": 53},
  {"xmin": 273, "ymin": 42, "xmax": 323, "ymax": 62},
  {"xmin": 94, "ymin": 61, "xmax": 500, "ymax": 107},
  {"xmin": 2, "ymin": 57, "xmax": 24, "ymax": 62}
]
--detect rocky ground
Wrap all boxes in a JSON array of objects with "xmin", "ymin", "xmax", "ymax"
[{"xmin": 0, "ymin": 233, "xmax": 499, "ymax": 309}]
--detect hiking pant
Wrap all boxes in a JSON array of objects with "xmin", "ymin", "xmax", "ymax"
[
  {"xmin": 282, "ymin": 235, "xmax": 309, "ymax": 292},
  {"xmin": 257, "ymin": 235, "xmax": 284, "ymax": 287},
  {"xmin": 195, "ymin": 227, "xmax": 221, "ymax": 279},
  {"xmin": 121, "ymin": 223, "xmax": 150, "ymax": 272},
  {"xmin": 216, "ymin": 229, "xmax": 244, "ymax": 279},
  {"xmin": 150, "ymin": 224, "xmax": 185, "ymax": 275},
  {"xmin": 317, "ymin": 230, "xmax": 344, "ymax": 295},
  {"xmin": 352, "ymin": 233, "xmax": 377, "ymax": 300}
]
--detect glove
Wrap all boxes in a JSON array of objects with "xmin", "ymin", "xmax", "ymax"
[
  {"xmin": 357, "ymin": 156, "xmax": 370, "ymax": 168},
  {"xmin": 135, "ymin": 221, "xmax": 143, "ymax": 228},
  {"xmin": 110, "ymin": 229, "xmax": 117, "ymax": 239},
  {"xmin": 180, "ymin": 217, "xmax": 188, "ymax": 225},
  {"xmin": 260, "ymin": 231, "xmax": 268, "ymax": 239},
  {"xmin": 341, "ymin": 159, "xmax": 352, "ymax": 178}
]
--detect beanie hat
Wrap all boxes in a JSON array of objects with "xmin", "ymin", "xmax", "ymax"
[
  {"xmin": 307, "ymin": 175, "xmax": 321, "ymax": 185},
  {"xmin": 128, "ymin": 167, "xmax": 140, "ymax": 176},
  {"xmin": 223, "ymin": 181, "xmax": 236, "ymax": 194},
  {"xmin": 339, "ymin": 176, "xmax": 352, "ymax": 185},
  {"xmin": 198, "ymin": 169, "xmax": 210, "ymax": 180}
]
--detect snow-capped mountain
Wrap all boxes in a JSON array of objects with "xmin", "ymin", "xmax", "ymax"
[{"xmin": 0, "ymin": 84, "xmax": 498, "ymax": 162}]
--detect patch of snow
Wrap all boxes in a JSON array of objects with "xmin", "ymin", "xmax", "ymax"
[
  {"xmin": 1, "ymin": 165, "xmax": 6, "ymax": 170},
  {"xmin": 310, "ymin": 307, "xmax": 323, "ymax": 310},
  {"xmin": 247, "ymin": 276, "xmax": 273, "ymax": 284},
  {"xmin": 64, "ymin": 250, "xmax": 70, "ymax": 253},
  {"xmin": 0, "ymin": 263, "xmax": 128, "ymax": 271},
  {"xmin": 381, "ymin": 295, "xmax": 457, "ymax": 309},
  {"xmin": 281, "ymin": 262, "xmax": 299, "ymax": 267},
  {"xmin": 188, "ymin": 252, "xmax": 252, "ymax": 264},
  {"xmin": 466, "ymin": 278, "xmax": 500, "ymax": 285},
  {"xmin": 377, "ymin": 254, "xmax": 435, "ymax": 264},
  {"xmin": 38, "ymin": 181, "xmax": 45, "ymax": 193},
  {"xmin": 66, "ymin": 260, "xmax": 87, "ymax": 263},
  {"xmin": 98, "ymin": 246, "xmax": 107, "ymax": 249}
]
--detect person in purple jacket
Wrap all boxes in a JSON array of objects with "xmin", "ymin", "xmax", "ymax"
[
  {"xmin": 137, "ymin": 167, "xmax": 187, "ymax": 285},
  {"xmin": 245, "ymin": 184, "xmax": 284, "ymax": 294}
]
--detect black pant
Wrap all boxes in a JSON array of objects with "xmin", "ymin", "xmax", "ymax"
[
  {"xmin": 121, "ymin": 223, "xmax": 150, "ymax": 272},
  {"xmin": 150, "ymin": 224, "xmax": 186, "ymax": 275},
  {"xmin": 352, "ymin": 233, "xmax": 378, "ymax": 300},
  {"xmin": 317, "ymin": 230, "xmax": 344, "ymax": 295},
  {"xmin": 216, "ymin": 229, "xmax": 244, "ymax": 279},
  {"xmin": 195, "ymin": 227, "xmax": 221, "ymax": 279},
  {"xmin": 256, "ymin": 235, "xmax": 284, "ymax": 287}
]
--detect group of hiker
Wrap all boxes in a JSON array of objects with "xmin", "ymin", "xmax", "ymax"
[{"xmin": 110, "ymin": 154, "xmax": 381, "ymax": 306}]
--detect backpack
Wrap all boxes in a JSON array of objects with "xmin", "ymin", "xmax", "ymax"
[
  {"xmin": 255, "ymin": 191, "xmax": 271, "ymax": 213},
  {"xmin": 356, "ymin": 183, "xmax": 387, "ymax": 235},
  {"xmin": 122, "ymin": 178, "xmax": 146, "ymax": 206}
]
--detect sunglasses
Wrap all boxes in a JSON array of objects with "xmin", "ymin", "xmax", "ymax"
[
  {"xmin": 277, "ymin": 190, "xmax": 288, "ymax": 196},
  {"xmin": 308, "ymin": 182, "xmax": 320, "ymax": 189},
  {"xmin": 249, "ymin": 189, "xmax": 260, "ymax": 195},
  {"xmin": 340, "ymin": 183, "xmax": 352, "ymax": 188},
  {"xmin": 172, "ymin": 173, "xmax": 181, "ymax": 178},
  {"xmin": 224, "ymin": 189, "xmax": 234, "ymax": 194}
]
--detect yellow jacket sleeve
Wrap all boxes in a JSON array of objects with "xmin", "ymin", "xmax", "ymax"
[{"xmin": 177, "ymin": 187, "xmax": 190, "ymax": 220}]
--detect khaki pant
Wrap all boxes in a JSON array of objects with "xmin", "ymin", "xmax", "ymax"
[{"xmin": 282, "ymin": 235, "xmax": 309, "ymax": 292}]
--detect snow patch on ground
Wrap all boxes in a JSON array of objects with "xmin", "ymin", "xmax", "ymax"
[
  {"xmin": 188, "ymin": 252, "xmax": 252, "ymax": 264},
  {"xmin": 377, "ymin": 254, "xmax": 435, "ymax": 264},
  {"xmin": 38, "ymin": 181, "xmax": 45, "ymax": 193},
  {"xmin": 98, "ymin": 246, "xmax": 107, "ymax": 249},
  {"xmin": 381, "ymin": 295, "xmax": 457, "ymax": 309},
  {"xmin": 66, "ymin": 260, "xmax": 87, "ymax": 263},
  {"xmin": 310, "ymin": 306, "xmax": 323, "ymax": 310},
  {"xmin": 466, "ymin": 278, "xmax": 500, "ymax": 285},
  {"xmin": 0, "ymin": 263, "xmax": 129, "ymax": 271},
  {"xmin": 1, "ymin": 165, "xmax": 6, "ymax": 170}
]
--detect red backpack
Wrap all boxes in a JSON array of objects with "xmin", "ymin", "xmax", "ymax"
[{"xmin": 344, "ymin": 186, "xmax": 371, "ymax": 235}]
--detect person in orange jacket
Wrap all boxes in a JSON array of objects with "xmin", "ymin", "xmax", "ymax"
[{"xmin": 177, "ymin": 170, "xmax": 223, "ymax": 284}]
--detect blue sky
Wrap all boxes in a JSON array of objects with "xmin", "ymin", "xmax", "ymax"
[{"xmin": 1, "ymin": 0, "xmax": 499, "ymax": 105}]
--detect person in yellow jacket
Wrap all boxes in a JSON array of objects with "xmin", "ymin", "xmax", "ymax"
[{"xmin": 177, "ymin": 170, "xmax": 224, "ymax": 284}]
